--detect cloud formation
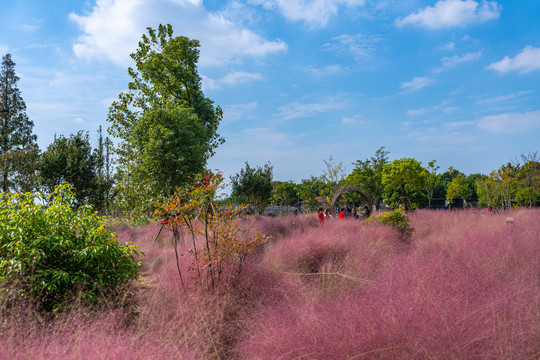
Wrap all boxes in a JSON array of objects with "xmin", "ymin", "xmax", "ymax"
[
  {"xmin": 401, "ymin": 76, "xmax": 435, "ymax": 90},
  {"xmin": 250, "ymin": 0, "xmax": 366, "ymax": 28},
  {"xmin": 276, "ymin": 97, "xmax": 349, "ymax": 120},
  {"xmin": 70, "ymin": 0, "xmax": 287, "ymax": 67},
  {"xmin": 396, "ymin": 0, "xmax": 500, "ymax": 29},
  {"xmin": 433, "ymin": 51, "xmax": 482, "ymax": 73},
  {"xmin": 478, "ymin": 110, "xmax": 540, "ymax": 133},
  {"xmin": 487, "ymin": 46, "xmax": 540, "ymax": 74},
  {"xmin": 324, "ymin": 33, "xmax": 382, "ymax": 63}
]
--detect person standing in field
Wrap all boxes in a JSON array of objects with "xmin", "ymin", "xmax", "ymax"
[
  {"xmin": 318, "ymin": 208, "xmax": 325, "ymax": 225},
  {"xmin": 324, "ymin": 209, "xmax": 332, "ymax": 220},
  {"xmin": 339, "ymin": 208, "xmax": 345, "ymax": 220},
  {"xmin": 361, "ymin": 206, "xmax": 371, "ymax": 219}
]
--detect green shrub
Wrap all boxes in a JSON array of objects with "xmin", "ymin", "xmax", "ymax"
[
  {"xmin": 0, "ymin": 184, "xmax": 142, "ymax": 311},
  {"xmin": 365, "ymin": 210, "xmax": 414, "ymax": 243}
]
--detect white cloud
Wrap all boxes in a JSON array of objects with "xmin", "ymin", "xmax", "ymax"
[
  {"xmin": 221, "ymin": 71, "xmax": 264, "ymax": 86},
  {"xmin": 202, "ymin": 71, "xmax": 264, "ymax": 90},
  {"xmin": 74, "ymin": 117, "xmax": 85, "ymax": 124},
  {"xmin": 401, "ymin": 76, "xmax": 435, "ymax": 90},
  {"xmin": 222, "ymin": 102, "xmax": 258, "ymax": 122},
  {"xmin": 478, "ymin": 110, "xmax": 540, "ymax": 133},
  {"xmin": 16, "ymin": 24, "xmax": 40, "ymax": 33},
  {"xmin": 406, "ymin": 108, "xmax": 426, "ymax": 116},
  {"xmin": 433, "ymin": 51, "xmax": 482, "ymax": 73},
  {"xmin": 487, "ymin": 46, "xmax": 540, "ymax": 74},
  {"xmin": 70, "ymin": 0, "xmax": 287, "ymax": 67},
  {"xmin": 276, "ymin": 97, "xmax": 349, "ymax": 120},
  {"xmin": 396, "ymin": 0, "xmax": 500, "ymax": 29},
  {"xmin": 439, "ymin": 41, "xmax": 455, "ymax": 51},
  {"xmin": 250, "ymin": 0, "xmax": 366, "ymax": 28},
  {"xmin": 303, "ymin": 64, "xmax": 343, "ymax": 77},
  {"xmin": 474, "ymin": 90, "xmax": 534, "ymax": 105},
  {"xmin": 444, "ymin": 120, "xmax": 474, "ymax": 128},
  {"xmin": 201, "ymin": 75, "xmax": 220, "ymax": 91},
  {"xmin": 248, "ymin": 128, "xmax": 291, "ymax": 143},
  {"xmin": 341, "ymin": 115, "xmax": 365, "ymax": 125},
  {"xmin": 325, "ymin": 33, "xmax": 381, "ymax": 63}
]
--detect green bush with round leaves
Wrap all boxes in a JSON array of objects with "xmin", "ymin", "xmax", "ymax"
[
  {"xmin": 0, "ymin": 184, "xmax": 141, "ymax": 311},
  {"xmin": 365, "ymin": 209, "xmax": 414, "ymax": 243}
]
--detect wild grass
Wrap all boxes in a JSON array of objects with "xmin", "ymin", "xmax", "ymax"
[{"xmin": 1, "ymin": 210, "xmax": 538, "ymax": 359}]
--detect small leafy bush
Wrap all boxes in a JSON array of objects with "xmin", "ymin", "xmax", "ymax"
[
  {"xmin": 0, "ymin": 184, "xmax": 141, "ymax": 311},
  {"xmin": 365, "ymin": 209, "xmax": 414, "ymax": 243}
]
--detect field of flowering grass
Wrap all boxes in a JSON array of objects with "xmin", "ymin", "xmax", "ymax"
[{"xmin": 1, "ymin": 209, "xmax": 539, "ymax": 359}]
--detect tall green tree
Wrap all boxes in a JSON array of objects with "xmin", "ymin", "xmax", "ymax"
[
  {"xmin": 347, "ymin": 146, "xmax": 389, "ymax": 210},
  {"xmin": 230, "ymin": 162, "xmax": 273, "ymax": 215},
  {"xmin": 515, "ymin": 152, "xmax": 540, "ymax": 207},
  {"xmin": 271, "ymin": 181, "xmax": 298, "ymax": 207},
  {"xmin": 382, "ymin": 158, "xmax": 427, "ymax": 211},
  {"xmin": 424, "ymin": 160, "xmax": 440, "ymax": 209},
  {"xmin": 10, "ymin": 144, "xmax": 40, "ymax": 193},
  {"xmin": 0, "ymin": 53, "xmax": 37, "ymax": 192},
  {"xmin": 107, "ymin": 24, "xmax": 223, "ymax": 215},
  {"xmin": 446, "ymin": 173, "xmax": 472, "ymax": 208},
  {"xmin": 321, "ymin": 155, "xmax": 346, "ymax": 204},
  {"xmin": 90, "ymin": 126, "xmax": 115, "ymax": 214},
  {"xmin": 295, "ymin": 176, "xmax": 325, "ymax": 212},
  {"xmin": 39, "ymin": 132, "xmax": 96, "ymax": 207},
  {"xmin": 476, "ymin": 173, "xmax": 496, "ymax": 208},
  {"xmin": 463, "ymin": 173, "xmax": 483, "ymax": 203}
]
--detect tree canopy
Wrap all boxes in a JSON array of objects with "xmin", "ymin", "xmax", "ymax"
[
  {"xmin": 230, "ymin": 162, "xmax": 273, "ymax": 214},
  {"xmin": 39, "ymin": 131, "xmax": 96, "ymax": 207},
  {"xmin": 347, "ymin": 147, "xmax": 389, "ymax": 210},
  {"xmin": 382, "ymin": 158, "xmax": 427, "ymax": 211},
  {"xmin": 107, "ymin": 24, "xmax": 223, "ymax": 215},
  {"xmin": 0, "ymin": 54, "xmax": 37, "ymax": 193}
]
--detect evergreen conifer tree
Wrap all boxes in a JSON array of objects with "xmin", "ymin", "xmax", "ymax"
[{"xmin": 0, "ymin": 53, "xmax": 37, "ymax": 192}]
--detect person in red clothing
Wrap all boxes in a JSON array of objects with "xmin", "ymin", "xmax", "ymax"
[
  {"xmin": 318, "ymin": 208, "xmax": 325, "ymax": 224},
  {"xmin": 338, "ymin": 208, "xmax": 345, "ymax": 220}
]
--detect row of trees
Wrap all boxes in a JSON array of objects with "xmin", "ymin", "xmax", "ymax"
[
  {"xmin": 228, "ymin": 148, "xmax": 540, "ymax": 213},
  {"xmin": 2, "ymin": 54, "xmax": 112, "ymax": 210},
  {"xmin": 2, "ymin": 24, "xmax": 539, "ymax": 216},
  {"xmin": 1, "ymin": 25, "xmax": 222, "ymax": 217}
]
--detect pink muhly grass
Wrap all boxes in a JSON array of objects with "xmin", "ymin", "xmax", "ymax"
[
  {"xmin": 236, "ymin": 209, "xmax": 540, "ymax": 359},
  {"xmin": 237, "ymin": 213, "xmax": 319, "ymax": 240},
  {"xmin": 2, "ymin": 210, "xmax": 538, "ymax": 359}
]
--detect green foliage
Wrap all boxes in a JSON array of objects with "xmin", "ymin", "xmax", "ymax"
[
  {"xmin": 424, "ymin": 160, "xmax": 440, "ymax": 209},
  {"xmin": 446, "ymin": 173, "xmax": 472, "ymax": 206},
  {"xmin": 231, "ymin": 162, "xmax": 273, "ymax": 214},
  {"xmin": 271, "ymin": 181, "xmax": 298, "ymax": 207},
  {"xmin": 433, "ymin": 167, "xmax": 463, "ymax": 200},
  {"xmin": 382, "ymin": 158, "xmax": 427, "ymax": 211},
  {"xmin": 9, "ymin": 143, "xmax": 40, "ymax": 193},
  {"xmin": 39, "ymin": 131, "xmax": 97, "ymax": 208},
  {"xmin": 347, "ymin": 147, "xmax": 389, "ymax": 210},
  {"xmin": 91, "ymin": 126, "xmax": 115, "ymax": 214},
  {"xmin": 462, "ymin": 173, "xmax": 482, "ymax": 202},
  {"xmin": 515, "ymin": 160, "xmax": 540, "ymax": 207},
  {"xmin": 295, "ymin": 176, "xmax": 325, "ymax": 212},
  {"xmin": 475, "ymin": 174, "xmax": 498, "ymax": 208},
  {"xmin": 0, "ymin": 184, "xmax": 141, "ymax": 312},
  {"xmin": 365, "ymin": 210, "xmax": 414, "ymax": 243},
  {"xmin": 160, "ymin": 171, "xmax": 268, "ymax": 291},
  {"xmin": 108, "ymin": 24, "xmax": 223, "ymax": 216},
  {"xmin": 0, "ymin": 53, "xmax": 37, "ymax": 193},
  {"xmin": 321, "ymin": 155, "xmax": 346, "ymax": 205}
]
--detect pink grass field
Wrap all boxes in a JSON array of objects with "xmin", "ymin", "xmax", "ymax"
[{"xmin": 1, "ymin": 209, "xmax": 539, "ymax": 359}]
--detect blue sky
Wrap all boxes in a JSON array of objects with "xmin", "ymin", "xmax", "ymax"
[{"xmin": 1, "ymin": 0, "xmax": 540, "ymax": 183}]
